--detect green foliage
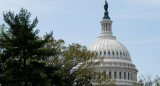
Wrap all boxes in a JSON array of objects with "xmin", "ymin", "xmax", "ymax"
[
  {"xmin": 0, "ymin": 8, "xmax": 115, "ymax": 86},
  {"xmin": 0, "ymin": 8, "xmax": 54, "ymax": 86},
  {"xmin": 154, "ymin": 76, "xmax": 160, "ymax": 86},
  {"xmin": 93, "ymin": 71, "xmax": 116, "ymax": 86},
  {"xmin": 43, "ymin": 36, "xmax": 101, "ymax": 86},
  {"xmin": 133, "ymin": 75, "xmax": 160, "ymax": 86},
  {"xmin": 42, "ymin": 36, "xmax": 116, "ymax": 86}
]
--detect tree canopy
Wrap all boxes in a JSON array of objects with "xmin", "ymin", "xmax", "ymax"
[
  {"xmin": 133, "ymin": 75, "xmax": 160, "ymax": 86},
  {"xmin": 0, "ymin": 8, "xmax": 54, "ymax": 86},
  {"xmin": 0, "ymin": 8, "xmax": 115, "ymax": 86}
]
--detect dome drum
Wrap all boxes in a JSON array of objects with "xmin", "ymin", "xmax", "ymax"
[{"xmin": 94, "ymin": 67, "xmax": 138, "ymax": 85}]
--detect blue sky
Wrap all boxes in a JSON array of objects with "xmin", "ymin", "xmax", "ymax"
[{"xmin": 0, "ymin": 0, "xmax": 160, "ymax": 78}]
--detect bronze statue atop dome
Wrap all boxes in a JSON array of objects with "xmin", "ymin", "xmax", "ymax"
[
  {"xmin": 104, "ymin": 0, "xmax": 108, "ymax": 12},
  {"xmin": 103, "ymin": 0, "xmax": 110, "ymax": 19}
]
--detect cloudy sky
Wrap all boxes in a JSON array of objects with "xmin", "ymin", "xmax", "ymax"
[{"xmin": 0, "ymin": 0, "xmax": 160, "ymax": 78}]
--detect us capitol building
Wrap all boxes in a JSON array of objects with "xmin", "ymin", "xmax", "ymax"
[{"xmin": 87, "ymin": 1, "xmax": 138, "ymax": 86}]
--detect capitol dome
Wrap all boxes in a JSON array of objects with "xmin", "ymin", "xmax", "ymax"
[
  {"xmin": 88, "ymin": 37, "xmax": 132, "ymax": 61},
  {"xmin": 88, "ymin": 1, "xmax": 138, "ymax": 86}
]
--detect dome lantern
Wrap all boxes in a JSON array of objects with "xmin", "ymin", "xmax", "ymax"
[{"xmin": 99, "ymin": 1, "xmax": 115, "ymax": 39}]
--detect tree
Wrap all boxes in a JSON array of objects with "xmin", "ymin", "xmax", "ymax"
[
  {"xmin": 0, "ymin": 8, "xmax": 54, "ymax": 86},
  {"xmin": 154, "ymin": 76, "xmax": 160, "ymax": 86},
  {"xmin": 43, "ymin": 36, "xmax": 116, "ymax": 86},
  {"xmin": 133, "ymin": 75, "xmax": 160, "ymax": 86},
  {"xmin": 43, "ymin": 36, "xmax": 100, "ymax": 86},
  {"xmin": 93, "ymin": 71, "xmax": 116, "ymax": 86}
]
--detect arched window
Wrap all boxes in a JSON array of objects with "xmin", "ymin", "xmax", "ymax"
[
  {"xmin": 116, "ymin": 52, "xmax": 118, "ymax": 55},
  {"xmin": 112, "ymin": 52, "xmax": 114, "ymax": 55},
  {"xmin": 123, "ymin": 52, "xmax": 125, "ymax": 56},
  {"xmin": 100, "ymin": 51, "xmax": 102, "ymax": 55},
  {"xmin": 114, "ymin": 72, "xmax": 117, "ymax": 79},
  {"xmin": 104, "ymin": 51, "xmax": 106, "ymax": 55},
  {"xmin": 131, "ymin": 73, "xmax": 133, "ymax": 80},
  {"xmin": 109, "ymin": 71, "xmax": 112, "ymax": 78},
  {"xmin": 104, "ymin": 71, "xmax": 106, "ymax": 78},
  {"xmin": 124, "ymin": 72, "xmax": 126, "ymax": 79},
  {"xmin": 119, "ymin": 72, "xmax": 121, "ymax": 79},
  {"xmin": 120, "ymin": 52, "xmax": 122, "ymax": 55},
  {"xmin": 128, "ymin": 73, "xmax": 130, "ymax": 80},
  {"xmin": 94, "ymin": 72, "xmax": 96, "ymax": 79},
  {"xmin": 108, "ymin": 51, "xmax": 110, "ymax": 55},
  {"xmin": 98, "ymin": 71, "xmax": 101, "ymax": 79}
]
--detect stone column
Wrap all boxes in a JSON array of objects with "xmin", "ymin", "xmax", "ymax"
[
  {"xmin": 122, "ymin": 71, "xmax": 124, "ymax": 80},
  {"xmin": 103, "ymin": 23, "xmax": 105, "ymax": 32},
  {"xmin": 131, "ymin": 73, "xmax": 133, "ymax": 81},
  {"xmin": 133, "ymin": 73, "xmax": 135, "ymax": 81},
  {"xmin": 117, "ymin": 71, "xmax": 119, "ymax": 79},
  {"xmin": 112, "ymin": 71, "xmax": 114, "ymax": 79},
  {"xmin": 101, "ymin": 23, "xmax": 103, "ymax": 32}
]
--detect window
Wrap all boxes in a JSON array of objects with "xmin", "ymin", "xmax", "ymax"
[
  {"xmin": 114, "ymin": 72, "xmax": 117, "ymax": 79},
  {"xmin": 108, "ymin": 51, "xmax": 110, "ymax": 55},
  {"xmin": 104, "ymin": 51, "xmax": 106, "ymax": 55},
  {"xmin": 131, "ymin": 73, "xmax": 133, "ymax": 80},
  {"xmin": 126, "ymin": 53, "xmax": 128, "ymax": 56},
  {"xmin": 100, "ymin": 51, "xmax": 102, "ymax": 55},
  {"xmin": 119, "ymin": 72, "xmax": 121, "ymax": 79},
  {"xmin": 120, "ymin": 52, "xmax": 122, "ymax": 55},
  {"xmin": 116, "ymin": 52, "xmax": 118, "ymax": 55},
  {"xmin": 98, "ymin": 71, "xmax": 101, "ymax": 79},
  {"xmin": 123, "ymin": 53, "xmax": 125, "ymax": 56},
  {"xmin": 106, "ymin": 24, "xmax": 108, "ymax": 31},
  {"xmin": 124, "ymin": 72, "xmax": 126, "ymax": 79},
  {"xmin": 112, "ymin": 52, "xmax": 114, "ymax": 55},
  {"xmin": 104, "ymin": 71, "xmax": 106, "ymax": 78},
  {"xmin": 94, "ymin": 72, "xmax": 96, "ymax": 79},
  {"xmin": 128, "ymin": 73, "xmax": 130, "ymax": 80},
  {"xmin": 109, "ymin": 71, "xmax": 112, "ymax": 78}
]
